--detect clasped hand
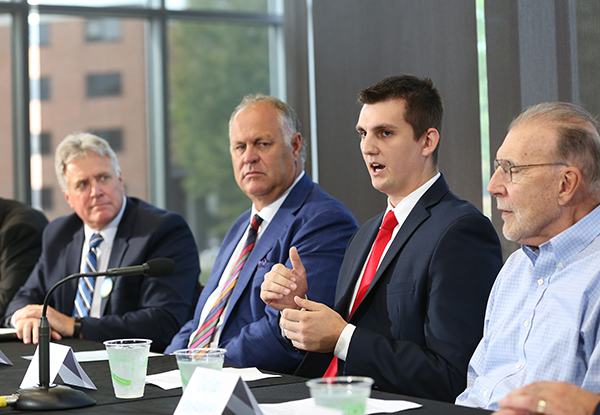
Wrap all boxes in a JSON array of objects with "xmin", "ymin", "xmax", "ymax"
[
  {"xmin": 260, "ymin": 246, "xmax": 347, "ymax": 353},
  {"xmin": 13, "ymin": 305, "xmax": 75, "ymax": 344}
]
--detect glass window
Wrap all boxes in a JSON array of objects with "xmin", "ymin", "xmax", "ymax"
[
  {"xmin": 41, "ymin": 187, "xmax": 53, "ymax": 210},
  {"xmin": 86, "ymin": 18, "xmax": 122, "ymax": 42},
  {"xmin": 0, "ymin": 14, "xmax": 12, "ymax": 197},
  {"xmin": 32, "ymin": 16, "xmax": 147, "ymax": 222},
  {"xmin": 33, "ymin": 0, "xmax": 148, "ymax": 6},
  {"xmin": 89, "ymin": 128, "xmax": 123, "ymax": 152},
  {"xmin": 39, "ymin": 23, "xmax": 50, "ymax": 46},
  {"xmin": 577, "ymin": 0, "xmax": 600, "ymax": 118},
  {"xmin": 39, "ymin": 77, "xmax": 51, "ymax": 100},
  {"xmin": 166, "ymin": 0, "xmax": 269, "ymax": 12},
  {"xmin": 40, "ymin": 132, "xmax": 52, "ymax": 155},
  {"xmin": 168, "ymin": 20, "xmax": 270, "ymax": 280},
  {"xmin": 86, "ymin": 73, "xmax": 122, "ymax": 97}
]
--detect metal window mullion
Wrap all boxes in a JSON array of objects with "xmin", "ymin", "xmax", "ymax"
[
  {"xmin": 11, "ymin": 4, "xmax": 31, "ymax": 204},
  {"xmin": 145, "ymin": 5, "xmax": 168, "ymax": 209}
]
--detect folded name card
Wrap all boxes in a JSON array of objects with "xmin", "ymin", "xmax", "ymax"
[
  {"xmin": 174, "ymin": 367, "xmax": 262, "ymax": 415},
  {"xmin": 21, "ymin": 343, "xmax": 96, "ymax": 390}
]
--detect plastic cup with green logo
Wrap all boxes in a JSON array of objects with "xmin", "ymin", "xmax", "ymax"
[
  {"xmin": 173, "ymin": 348, "xmax": 226, "ymax": 392},
  {"xmin": 103, "ymin": 339, "xmax": 152, "ymax": 399},
  {"xmin": 306, "ymin": 376, "xmax": 374, "ymax": 415}
]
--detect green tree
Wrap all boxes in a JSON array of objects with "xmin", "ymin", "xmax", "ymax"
[{"xmin": 169, "ymin": 2, "xmax": 271, "ymax": 253}]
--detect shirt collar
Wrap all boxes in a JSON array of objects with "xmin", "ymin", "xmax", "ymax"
[
  {"xmin": 522, "ymin": 203, "xmax": 600, "ymax": 265},
  {"xmin": 251, "ymin": 171, "xmax": 305, "ymax": 225},
  {"xmin": 385, "ymin": 172, "xmax": 441, "ymax": 225},
  {"xmin": 84, "ymin": 195, "xmax": 127, "ymax": 242}
]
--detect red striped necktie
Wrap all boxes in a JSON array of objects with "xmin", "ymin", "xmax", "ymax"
[
  {"xmin": 323, "ymin": 210, "xmax": 398, "ymax": 377},
  {"xmin": 188, "ymin": 214, "xmax": 263, "ymax": 349}
]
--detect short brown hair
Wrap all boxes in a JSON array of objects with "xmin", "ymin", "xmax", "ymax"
[{"xmin": 358, "ymin": 74, "xmax": 443, "ymax": 165}]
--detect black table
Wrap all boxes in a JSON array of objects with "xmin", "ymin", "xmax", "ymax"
[{"xmin": 0, "ymin": 338, "xmax": 490, "ymax": 414}]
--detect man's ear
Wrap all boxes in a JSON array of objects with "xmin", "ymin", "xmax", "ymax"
[
  {"xmin": 291, "ymin": 132, "xmax": 303, "ymax": 158},
  {"xmin": 557, "ymin": 167, "xmax": 581, "ymax": 206},
  {"xmin": 421, "ymin": 128, "xmax": 440, "ymax": 157}
]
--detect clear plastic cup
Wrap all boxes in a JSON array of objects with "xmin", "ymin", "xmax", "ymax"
[
  {"xmin": 173, "ymin": 348, "xmax": 226, "ymax": 391},
  {"xmin": 306, "ymin": 376, "xmax": 374, "ymax": 415},
  {"xmin": 103, "ymin": 339, "xmax": 152, "ymax": 399}
]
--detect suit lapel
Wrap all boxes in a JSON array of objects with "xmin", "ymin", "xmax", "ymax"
[
  {"xmin": 222, "ymin": 174, "xmax": 313, "ymax": 325},
  {"xmin": 204, "ymin": 216, "xmax": 249, "ymax": 298},
  {"xmin": 349, "ymin": 175, "xmax": 450, "ymax": 319},
  {"xmin": 335, "ymin": 217, "xmax": 380, "ymax": 315},
  {"xmin": 63, "ymin": 224, "xmax": 85, "ymax": 308},
  {"xmin": 100, "ymin": 198, "xmax": 134, "ymax": 315}
]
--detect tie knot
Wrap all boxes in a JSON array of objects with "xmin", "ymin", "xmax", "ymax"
[
  {"xmin": 90, "ymin": 233, "xmax": 103, "ymax": 248},
  {"xmin": 251, "ymin": 214, "xmax": 263, "ymax": 231},
  {"xmin": 381, "ymin": 211, "xmax": 398, "ymax": 231}
]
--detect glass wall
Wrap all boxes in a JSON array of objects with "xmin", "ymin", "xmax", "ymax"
[
  {"xmin": 0, "ymin": 14, "xmax": 12, "ymax": 198},
  {"xmin": 168, "ymin": 20, "xmax": 270, "ymax": 263},
  {"xmin": 1, "ymin": 1, "xmax": 282, "ymax": 282},
  {"xmin": 30, "ymin": 15, "xmax": 148, "ymax": 219}
]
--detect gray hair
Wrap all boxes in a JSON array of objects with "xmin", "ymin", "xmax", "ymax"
[
  {"xmin": 510, "ymin": 102, "xmax": 600, "ymax": 194},
  {"xmin": 229, "ymin": 94, "xmax": 306, "ymax": 164},
  {"xmin": 55, "ymin": 132, "xmax": 121, "ymax": 193}
]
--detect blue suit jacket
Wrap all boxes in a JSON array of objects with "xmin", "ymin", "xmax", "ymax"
[
  {"xmin": 166, "ymin": 174, "xmax": 358, "ymax": 374},
  {"xmin": 3, "ymin": 197, "xmax": 201, "ymax": 352},
  {"xmin": 295, "ymin": 175, "xmax": 503, "ymax": 402}
]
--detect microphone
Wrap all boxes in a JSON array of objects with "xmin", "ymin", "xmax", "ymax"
[
  {"xmin": 15, "ymin": 258, "xmax": 174, "ymax": 411},
  {"xmin": 106, "ymin": 258, "xmax": 175, "ymax": 277}
]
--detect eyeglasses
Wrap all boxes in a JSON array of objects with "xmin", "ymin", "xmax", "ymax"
[{"xmin": 493, "ymin": 159, "xmax": 569, "ymax": 183}]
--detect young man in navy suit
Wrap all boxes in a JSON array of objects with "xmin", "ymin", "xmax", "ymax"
[
  {"xmin": 165, "ymin": 95, "xmax": 358, "ymax": 374},
  {"xmin": 261, "ymin": 75, "xmax": 503, "ymax": 401},
  {"xmin": 3, "ymin": 133, "xmax": 200, "ymax": 352}
]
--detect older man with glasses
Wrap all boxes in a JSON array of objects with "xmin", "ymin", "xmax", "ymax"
[{"xmin": 456, "ymin": 102, "xmax": 600, "ymax": 411}]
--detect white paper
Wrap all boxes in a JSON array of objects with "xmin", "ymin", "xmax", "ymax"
[
  {"xmin": 20, "ymin": 343, "xmax": 96, "ymax": 390},
  {"xmin": 174, "ymin": 367, "xmax": 263, "ymax": 415},
  {"xmin": 146, "ymin": 367, "xmax": 281, "ymax": 390},
  {"xmin": 260, "ymin": 402, "xmax": 343, "ymax": 415},
  {"xmin": 23, "ymin": 349, "xmax": 162, "ymax": 362},
  {"xmin": 259, "ymin": 398, "xmax": 422, "ymax": 415},
  {"xmin": 224, "ymin": 367, "xmax": 281, "ymax": 382}
]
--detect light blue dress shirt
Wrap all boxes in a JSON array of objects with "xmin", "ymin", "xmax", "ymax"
[{"xmin": 456, "ymin": 204, "xmax": 600, "ymax": 410}]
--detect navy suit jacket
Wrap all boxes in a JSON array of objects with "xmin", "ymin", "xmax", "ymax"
[
  {"xmin": 3, "ymin": 197, "xmax": 201, "ymax": 352},
  {"xmin": 166, "ymin": 174, "xmax": 358, "ymax": 374},
  {"xmin": 0, "ymin": 198, "xmax": 48, "ymax": 317},
  {"xmin": 295, "ymin": 175, "xmax": 503, "ymax": 402}
]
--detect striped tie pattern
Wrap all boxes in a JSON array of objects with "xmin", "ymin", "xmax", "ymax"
[
  {"xmin": 188, "ymin": 214, "xmax": 263, "ymax": 349},
  {"xmin": 73, "ymin": 233, "xmax": 103, "ymax": 318}
]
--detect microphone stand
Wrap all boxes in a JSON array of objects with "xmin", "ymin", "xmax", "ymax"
[
  {"xmin": 15, "ymin": 271, "xmax": 102, "ymax": 410},
  {"xmin": 10, "ymin": 258, "xmax": 172, "ymax": 410}
]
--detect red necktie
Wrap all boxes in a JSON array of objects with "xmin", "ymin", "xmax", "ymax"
[{"xmin": 323, "ymin": 210, "xmax": 398, "ymax": 377}]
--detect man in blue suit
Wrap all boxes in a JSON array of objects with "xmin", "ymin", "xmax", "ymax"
[
  {"xmin": 165, "ymin": 95, "xmax": 358, "ymax": 374},
  {"xmin": 3, "ymin": 133, "xmax": 200, "ymax": 352},
  {"xmin": 261, "ymin": 75, "xmax": 503, "ymax": 401}
]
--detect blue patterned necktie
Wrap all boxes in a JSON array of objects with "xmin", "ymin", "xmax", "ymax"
[{"xmin": 73, "ymin": 233, "xmax": 103, "ymax": 318}]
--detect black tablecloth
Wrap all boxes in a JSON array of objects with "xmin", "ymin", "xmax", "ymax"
[{"xmin": 0, "ymin": 338, "xmax": 491, "ymax": 414}]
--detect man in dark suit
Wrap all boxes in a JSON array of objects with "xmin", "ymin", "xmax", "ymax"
[
  {"xmin": 165, "ymin": 95, "xmax": 358, "ymax": 374},
  {"xmin": 261, "ymin": 75, "xmax": 503, "ymax": 401},
  {"xmin": 3, "ymin": 133, "xmax": 200, "ymax": 352},
  {"xmin": 0, "ymin": 198, "xmax": 48, "ymax": 316}
]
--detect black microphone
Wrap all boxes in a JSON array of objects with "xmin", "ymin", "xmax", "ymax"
[
  {"xmin": 106, "ymin": 258, "xmax": 174, "ymax": 277},
  {"xmin": 16, "ymin": 258, "xmax": 174, "ymax": 411}
]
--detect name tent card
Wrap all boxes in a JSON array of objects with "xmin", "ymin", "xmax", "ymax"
[
  {"xmin": 21, "ymin": 342, "xmax": 96, "ymax": 390},
  {"xmin": 0, "ymin": 349, "xmax": 12, "ymax": 366},
  {"xmin": 174, "ymin": 367, "xmax": 262, "ymax": 415}
]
